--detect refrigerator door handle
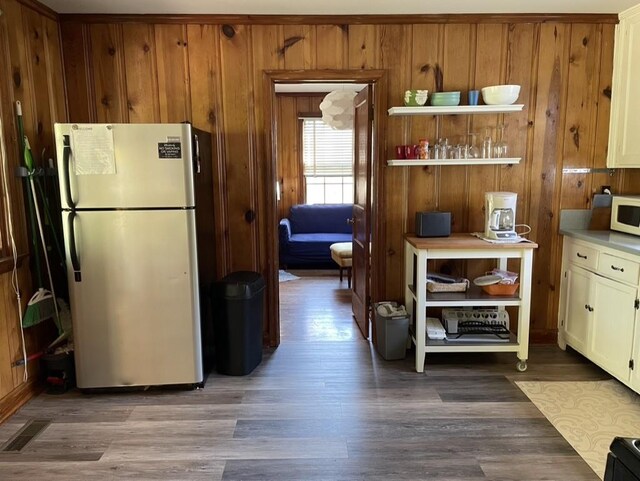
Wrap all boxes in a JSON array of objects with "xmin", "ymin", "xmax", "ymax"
[
  {"xmin": 193, "ymin": 133, "xmax": 201, "ymax": 174},
  {"xmin": 63, "ymin": 135, "xmax": 76, "ymax": 209},
  {"xmin": 68, "ymin": 211, "xmax": 82, "ymax": 282}
]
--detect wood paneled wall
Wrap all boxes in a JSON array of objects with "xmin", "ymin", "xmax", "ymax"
[
  {"xmin": 275, "ymin": 93, "xmax": 324, "ymax": 220},
  {"xmin": 59, "ymin": 16, "xmax": 640, "ymax": 344},
  {"xmin": 0, "ymin": 0, "xmax": 65, "ymax": 413}
]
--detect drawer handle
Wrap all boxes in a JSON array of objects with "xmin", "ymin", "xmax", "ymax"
[
  {"xmin": 584, "ymin": 304, "xmax": 594, "ymax": 312},
  {"xmin": 576, "ymin": 253, "xmax": 588, "ymax": 259},
  {"xmin": 611, "ymin": 265, "xmax": 625, "ymax": 272}
]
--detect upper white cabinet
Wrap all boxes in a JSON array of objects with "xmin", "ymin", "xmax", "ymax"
[{"xmin": 608, "ymin": 5, "xmax": 640, "ymax": 168}]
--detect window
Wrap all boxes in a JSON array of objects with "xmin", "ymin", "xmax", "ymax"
[{"xmin": 301, "ymin": 118, "xmax": 353, "ymax": 204}]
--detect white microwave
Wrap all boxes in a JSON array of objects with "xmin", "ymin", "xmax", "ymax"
[{"xmin": 611, "ymin": 195, "xmax": 640, "ymax": 236}]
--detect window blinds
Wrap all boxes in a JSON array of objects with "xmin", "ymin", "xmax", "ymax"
[{"xmin": 302, "ymin": 119, "xmax": 354, "ymax": 177}]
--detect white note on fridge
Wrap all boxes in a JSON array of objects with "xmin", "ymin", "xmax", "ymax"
[{"xmin": 71, "ymin": 124, "xmax": 116, "ymax": 175}]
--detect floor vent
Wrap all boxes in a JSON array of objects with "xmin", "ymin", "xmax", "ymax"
[{"xmin": 1, "ymin": 419, "xmax": 51, "ymax": 452}]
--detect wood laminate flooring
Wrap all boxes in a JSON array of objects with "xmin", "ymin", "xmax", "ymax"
[{"xmin": 0, "ymin": 274, "xmax": 611, "ymax": 480}]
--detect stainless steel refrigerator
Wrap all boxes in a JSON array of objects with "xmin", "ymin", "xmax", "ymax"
[{"xmin": 54, "ymin": 123, "xmax": 215, "ymax": 389}]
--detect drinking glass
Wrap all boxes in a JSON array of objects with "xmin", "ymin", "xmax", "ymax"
[
  {"xmin": 467, "ymin": 132, "xmax": 480, "ymax": 159},
  {"xmin": 482, "ymin": 127, "xmax": 493, "ymax": 159},
  {"xmin": 437, "ymin": 138, "xmax": 450, "ymax": 160},
  {"xmin": 451, "ymin": 136, "xmax": 464, "ymax": 159},
  {"xmin": 450, "ymin": 143, "xmax": 462, "ymax": 160},
  {"xmin": 433, "ymin": 138, "xmax": 443, "ymax": 159},
  {"xmin": 493, "ymin": 124, "xmax": 508, "ymax": 158}
]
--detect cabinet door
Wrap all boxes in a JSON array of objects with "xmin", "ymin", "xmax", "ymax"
[
  {"xmin": 608, "ymin": 12, "xmax": 640, "ymax": 168},
  {"xmin": 590, "ymin": 275, "xmax": 637, "ymax": 382},
  {"xmin": 564, "ymin": 265, "xmax": 592, "ymax": 355},
  {"xmin": 632, "ymin": 309, "xmax": 640, "ymax": 393}
]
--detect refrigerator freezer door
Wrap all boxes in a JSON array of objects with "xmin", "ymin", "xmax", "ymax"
[
  {"xmin": 55, "ymin": 123, "xmax": 195, "ymax": 209},
  {"xmin": 62, "ymin": 209, "xmax": 203, "ymax": 388}
]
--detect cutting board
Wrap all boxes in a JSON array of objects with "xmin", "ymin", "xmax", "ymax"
[
  {"xmin": 589, "ymin": 207, "xmax": 612, "ymax": 230},
  {"xmin": 592, "ymin": 194, "xmax": 613, "ymax": 209}
]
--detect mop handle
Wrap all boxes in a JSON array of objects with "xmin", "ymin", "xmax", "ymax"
[{"xmin": 29, "ymin": 177, "xmax": 60, "ymax": 324}]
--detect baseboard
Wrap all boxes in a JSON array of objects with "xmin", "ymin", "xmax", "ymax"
[
  {"xmin": 529, "ymin": 329, "xmax": 559, "ymax": 344},
  {"xmin": 0, "ymin": 379, "xmax": 42, "ymax": 425}
]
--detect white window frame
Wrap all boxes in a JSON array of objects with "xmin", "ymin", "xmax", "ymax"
[{"xmin": 301, "ymin": 117, "xmax": 354, "ymax": 205}]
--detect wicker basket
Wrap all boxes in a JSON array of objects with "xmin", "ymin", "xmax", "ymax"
[{"xmin": 426, "ymin": 278, "xmax": 469, "ymax": 293}]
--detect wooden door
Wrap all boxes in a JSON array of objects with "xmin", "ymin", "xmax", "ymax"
[{"xmin": 352, "ymin": 86, "xmax": 373, "ymax": 339}]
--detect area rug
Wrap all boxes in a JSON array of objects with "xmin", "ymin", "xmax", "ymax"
[
  {"xmin": 278, "ymin": 270, "xmax": 300, "ymax": 283},
  {"xmin": 516, "ymin": 380, "xmax": 640, "ymax": 479}
]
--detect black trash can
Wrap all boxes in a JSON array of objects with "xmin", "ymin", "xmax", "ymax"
[
  {"xmin": 40, "ymin": 351, "xmax": 75, "ymax": 394},
  {"xmin": 211, "ymin": 271, "xmax": 265, "ymax": 375},
  {"xmin": 605, "ymin": 438, "xmax": 640, "ymax": 481}
]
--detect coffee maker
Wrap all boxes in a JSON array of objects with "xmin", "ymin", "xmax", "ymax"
[{"xmin": 484, "ymin": 192, "xmax": 518, "ymax": 240}]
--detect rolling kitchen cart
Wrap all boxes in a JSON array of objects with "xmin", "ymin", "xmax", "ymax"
[{"xmin": 404, "ymin": 233, "xmax": 538, "ymax": 373}]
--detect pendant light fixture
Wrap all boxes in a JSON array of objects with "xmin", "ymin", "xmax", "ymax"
[{"xmin": 319, "ymin": 90, "xmax": 357, "ymax": 130}]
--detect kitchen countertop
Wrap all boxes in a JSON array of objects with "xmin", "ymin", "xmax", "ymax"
[{"xmin": 560, "ymin": 229, "xmax": 640, "ymax": 257}]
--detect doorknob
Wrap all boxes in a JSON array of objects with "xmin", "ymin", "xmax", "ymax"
[{"xmin": 347, "ymin": 218, "xmax": 354, "ymax": 225}]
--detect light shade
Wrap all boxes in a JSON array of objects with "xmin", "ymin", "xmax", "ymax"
[{"xmin": 319, "ymin": 90, "xmax": 357, "ymax": 130}]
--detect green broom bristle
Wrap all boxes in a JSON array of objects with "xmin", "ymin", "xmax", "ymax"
[{"xmin": 22, "ymin": 289, "xmax": 56, "ymax": 328}]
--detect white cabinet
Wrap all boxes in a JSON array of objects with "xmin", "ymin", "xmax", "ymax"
[
  {"xmin": 608, "ymin": 4, "xmax": 640, "ymax": 168},
  {"xmin": 590, "ymin": 275, "xmax": 637, "ymax": 382},
  {"xmin": 559, "ymin": 237, "xmax": 640, "ymax": 392},
  {"xmin": 563, "ymin": 264, "xmax": 591, "ymax": 355},
  {"xmin": 633, "ymin": 315, "xmax": 640, "ymax": 391}
]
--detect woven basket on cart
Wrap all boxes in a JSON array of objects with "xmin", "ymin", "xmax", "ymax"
[{"xmin": 426, "ymin": 278, "xmax": 469, "ymax": 293}]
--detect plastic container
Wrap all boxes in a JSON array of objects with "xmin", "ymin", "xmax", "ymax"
[
  {"xmin": 418, "ymin": 139, "xmax": 430, "ymax": 159},
  {"xmin": 481, "ymin": 282, "xmax": 520, "ymax": 296},
  {"xmin": 211, "ymin": 271, "xmax": 265, "ymax": 375},
  {"xmin": 374, "ymin": 302, "xmax": 410, "ymax": 360}
]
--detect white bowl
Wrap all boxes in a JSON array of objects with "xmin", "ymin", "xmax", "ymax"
[{"xmin": 481, "ymin": 85, "xmax": 521, "ymax": 105}]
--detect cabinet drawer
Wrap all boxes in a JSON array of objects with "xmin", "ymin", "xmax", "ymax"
[
  {"xmin": 597, "ymin": 253, "xmax": 640, "ymax": 285},
  {"xmin": 567, "ymin": 241, "xmax": 599, "ymax": 270}
]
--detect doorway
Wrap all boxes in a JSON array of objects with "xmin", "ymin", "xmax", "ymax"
[{"xmin": 263, "ymin": 70, "xmax": 386, "ymax": 347}]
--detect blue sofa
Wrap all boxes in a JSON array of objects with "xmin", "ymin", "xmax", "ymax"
[{"xmin": 279, "ymin": 204, "xmax": 353, "ymax": 267}]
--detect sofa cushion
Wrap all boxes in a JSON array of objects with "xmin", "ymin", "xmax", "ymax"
[
  {"xmin": 288, "ymin": 233, "xmax": 352, "ymax": 260},
  {"xmin": 289, "ymin": 204, "xmax": 353, "ymax": 234}
]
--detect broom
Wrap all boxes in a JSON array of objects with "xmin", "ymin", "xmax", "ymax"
[{"xmin": 21, "ymin": 133, "xmax": 59, "ymax": 329}]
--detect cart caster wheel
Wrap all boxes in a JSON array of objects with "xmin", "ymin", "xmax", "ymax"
[{"xmin": 516, "ymin": 361, "xmax": 528, "ymax": 372}]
